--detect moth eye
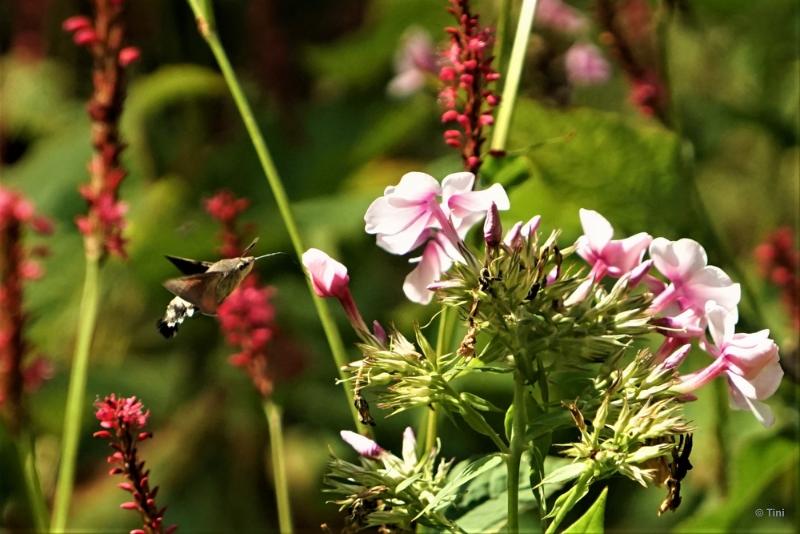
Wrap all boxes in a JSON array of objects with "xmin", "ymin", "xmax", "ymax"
[{"xmin": 237, "ymin": 261, "xmax": 248, "ymax": 270}]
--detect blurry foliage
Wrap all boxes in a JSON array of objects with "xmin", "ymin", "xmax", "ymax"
[{"xmin": 0, "ymin": 0, "xmax": 797, "ymax": 531}]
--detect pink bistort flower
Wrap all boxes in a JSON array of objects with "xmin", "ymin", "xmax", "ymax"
[{"xmin": 340, "ymin": 430, "xmax": 385, "ymax": 459}]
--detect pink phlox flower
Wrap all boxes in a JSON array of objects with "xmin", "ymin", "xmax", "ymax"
[
  {"xmin": 649, "ymin": 237, "xmax": 741, "ymax": 320},
  {"xmin": 565, "ymin": 43, "xmax": 611, "ymax": 86},
  {"xmin": 676, "ymin": 302, "xmax": 782, "ymax": 426},
  {"xmin": 340, "ymin": 430, "xmax": 385, "ymax": 459},
  {"xmin": 566, "ymin": 209, "xmax": 651, "ymax": 306},
  {"xmin": 302, "ymin": 248, "xmax": 370, "ymax": 336},
  {"xmin": 365, "ymin": 172, "xmax": 508, "ymax": 304},
  {"xmin": 576, "ymin": 209, "xmax": 652, "ymax": 281},
  {"xmin": 302, "ymin": 248, "xmax": 350, "ymax": 299},
  {"xmin": 387, "ymin": 27, "xmax": 437, "ymax": 98}
]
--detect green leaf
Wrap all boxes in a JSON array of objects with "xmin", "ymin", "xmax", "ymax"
[
  {"xmin": 539, "ymin": 462, "xmax": 587, "ymax": 487},
  {"xmin": 563, "ymin": 487, "xmax": 607, "ymax": 534},
  {"xmin": 460, "ymin": 392, "xmax": 503, "ymax": 413},
  {"xmin": 505, "ymin": 98, "xmax": 692, "ymax": 238}
]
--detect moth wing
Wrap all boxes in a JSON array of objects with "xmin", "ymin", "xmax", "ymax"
[
  {"xmin": 163, "ymin": 273, "xmax": 221, "ymax": 315},
  {"xmin": 165, "ymin": 255, "xmax": 213, "ymax": 275}
]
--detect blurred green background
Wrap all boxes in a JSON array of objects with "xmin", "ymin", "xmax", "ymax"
[{"xmin": 0, "ymin": 0, "xmax": 797, "ymax": 531}]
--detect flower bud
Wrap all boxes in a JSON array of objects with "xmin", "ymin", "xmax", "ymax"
[
  {"xmin": 302, "ymin": 248, "xmax": 350, "ymax": 299},
  {"xmin": 340, "ymin": 430, "xmax": 385, "ymax": 459},
  {"xmin": 483, "ymin": 203, "xmax": 502, "ymax": 249}
]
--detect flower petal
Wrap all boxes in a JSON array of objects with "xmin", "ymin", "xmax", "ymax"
[
  {"xmin": 402, "ymin": 240, "xmax": 454, "ymax": 304},
  {"xmin": 578, "ymin": 209, "xmax": 613, "ymax": 251}
]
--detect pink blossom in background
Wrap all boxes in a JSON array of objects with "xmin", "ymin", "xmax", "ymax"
[
  {"xmin": 387, "ymin": 27, "xmax": 437, "ymax": 98},
  {"xmin": 675, "ymin": 303, "xmax": 782, "ymax": 426},
  {"xmin": 565, "ymin": 43, "xmax": 611, "ymax": 86},
  {"xmin": 340, "ymin": 430, "xmax": 385, "ymax": 459},
  {"xmin": 535, "ymin": 0, "xmax": 588, "ymax": 35}
]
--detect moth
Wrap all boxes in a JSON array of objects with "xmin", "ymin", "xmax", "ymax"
[{"xmin": 157, "ymin": 238, "xmax": 280, "ymax": 338}]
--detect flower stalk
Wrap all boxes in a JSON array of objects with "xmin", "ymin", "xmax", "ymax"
[
  {"xmin": 263, "ymin": 399, "xmax": 293, "ymax": 534},
  {"xmin": 186, "ymin": 2, "xmax": 363, "ymax": 433},
  {"xmin": 52, "ymin": 256, "xmax": 100, "ymax": 531},
  {"xmin": 506, "ymin": 368, "xmax": 528, "ymax": 533},
  {"xmin": 491, "ymin": 0, "xmax": 538, "ymax": 151}
]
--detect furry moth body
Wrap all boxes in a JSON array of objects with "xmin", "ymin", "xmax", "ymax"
[{"xmin": 157, "ymin": 239, "xmax": 279, "ymax": 338}]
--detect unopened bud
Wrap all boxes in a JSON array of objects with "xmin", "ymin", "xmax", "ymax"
[
  {"xmin": 483, "ymin": 203, "xmax": 502, "ymax": 249},
  {"xmin": 119, "ymin": 47, "xmax": 141, "ymax": 67}
]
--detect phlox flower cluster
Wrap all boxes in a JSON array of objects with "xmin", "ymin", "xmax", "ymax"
[{"xmin": 307, "ymin": 171, "xmax": 783, "ymax": 429}]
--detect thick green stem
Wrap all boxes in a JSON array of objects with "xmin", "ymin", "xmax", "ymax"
[
  {"xmin": 491, "ymin": 0, "xmax": 538, "ymax": 151},
  {"xmin": 263, "ymin": 399, "xmax": 293, "ymax": 534},
  {"xmin": 51, "ymin": 255, "xmax": 100, "ymax": 531},
  {"xmin": 187, "ymin": 6, "xmax": 364, "ymax": 433},
  {"xmin": 17, "ymin": 430, "xmax": 47, "ymax": 532},
  {"xmin": 506, "ymin": 369, "xmax": 527, "ymax": 533}
]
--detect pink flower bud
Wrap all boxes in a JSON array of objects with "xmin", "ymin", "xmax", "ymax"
[
  {"xmin": 302, "ymin": 248, "xmax": 350, "ymax": 299},
  {"xmin": 93, "ymin": 430, "xmax": 112, "ymax": 439},
  {"xmin": 120, "ymin": 502, "xmax": 139, "ymax": 510},
  {"xmin": 119, "ymin": 47, "xmax": 141, "ymax": 67},
  {"xmin": 483, "ymin": 203, "xmax": 502, "ymax": 248},
  {"xmin": 62, "ymin": 16, "xmax": 91, "ymax": 33},
  {"xmin": 73, "ymin": 28, "xmax": 98, "ymax": 46},
  {"xmin": 441, "ymin": 110, "xmax": 459, "ymax": 123},
  {"xmin": 340, "ymin": 430, "xmax": 385, "ymax": 459}
]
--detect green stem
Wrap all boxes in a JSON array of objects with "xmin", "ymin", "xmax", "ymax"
[
  {"xmin": 493, "ymin": 0, "xmax": 512, "ymax": 75},
  {"xmin": 544, "ymin": 471, "xmax": 591, "ymax": 534},
  {"xmin": 17, "ymin": 430, "xmax": 47, "ymax": 532},
  {"xmin": 51, "ymin": 255, "xmax": 101, "ymax": 531},
  {"xmin": 506, "ymin": 369, "xmax": 527, "ymax": 533},
  {"xmin": 187, "ymin": 6, "xmax": 364, "ymax": 433},
  {"xmin": 263, "ymin": 399, "xmax": 293, "ymax": 534},
  {"xmin": 424, "ymin": 306, "xmax": 450, "ymax": 452},
  {"xmin": 491, "ymin": 0, "xmax": 539, "ymax": 151}
]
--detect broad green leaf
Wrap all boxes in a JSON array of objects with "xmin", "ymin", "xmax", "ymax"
[
  {"xmin": 563, "ymin": 487, "xmax": 607, "ymax": 534},
  {"xmin": 505, "ymin": 98, "xmax": 691, "ymax": 239}
]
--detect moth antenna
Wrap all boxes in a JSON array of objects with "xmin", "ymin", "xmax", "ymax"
[{"xmin": 242, "ymin": 237, "xmax": 260, "ymax": 255}]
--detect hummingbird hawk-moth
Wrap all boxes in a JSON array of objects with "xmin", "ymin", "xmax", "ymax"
[{"xmin": 157, "ymin": 238, "xmax": 280, "ymax": 338}]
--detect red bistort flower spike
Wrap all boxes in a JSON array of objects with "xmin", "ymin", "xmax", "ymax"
[
  {"xmin": 204, "ymin": 190, "xmax": 304, "ymax": 397},
  {"xmin": 755, "ymin": 227, "xmax": 799, "ymax": 331},
  {"xmin": 93, "ymin": 394, "xmax": 177, "ymax": 534},
  {"xmin": 204, "ymin": 190, "xmax": 252, "ymax": 259},
  {"xmin": 64, "ymin": 0, "xmax": 139, "ymax": 260},
  {"xmin": 438, "ymin": 0, "xmax": 500, "ymax": 175},
  {"xmin": 0, "ymin": 186, "xmax": 52, "ymax": 432}
]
